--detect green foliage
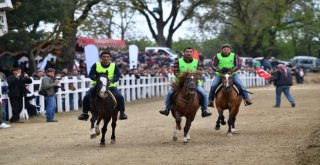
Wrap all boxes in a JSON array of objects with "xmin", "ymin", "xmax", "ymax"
[{"xmin": 126, "ymin": 37, "xmax": 156, "ymax": 51}]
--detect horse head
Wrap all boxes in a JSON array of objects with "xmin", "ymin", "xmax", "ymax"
[
  {"xmin": 96, "ymin": 71, "xmax": 109, "ymax": 99},
  {"xmin": 220, "ymin": 68, "xmax": 234, "ymax": 92},
  {"xmin": 179, "ymin": 71, "xmax": 201, "ymax": 94}
]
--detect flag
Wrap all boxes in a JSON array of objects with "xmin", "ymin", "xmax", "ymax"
[
  {"xmin": 193, "ymin": 49, "xmax": 199, "ymax": 60},
  {"xmin": 256, "ymin": 67, "xmax": 271, "ymax": 80}
]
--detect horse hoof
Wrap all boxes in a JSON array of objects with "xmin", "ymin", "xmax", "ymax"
[
  {"xmin": 221, "ymin": 121, "xmax": 226, "ymax": 125},
  {"xmin": 111, "ymin": 140, "xmax": 116, "ymax": 144},
  {"xmin": 227, "ymin": 133, "xmax": 233, "ymax": 137},
  {"xmin": 100, "ymin": 143, "xmax": 106, "ymax": 147},
  {"xmin": 231, "ymin": 128, "xmax": 236, "ymax": 133},
  {"xmin": 95, "ymin": 130, "xmax": 100, "ymax": 136},
  {"xmin": 90, "ymin": 134, "xmax": 97, "ymax": 139},
  {"xmin": 183, "ymin": 140, "xmax": 188, "ymax": 144},
  {"xmin": 215, "ymin": 126, "xmax": 220, "ymax": 130},
  {"xmin": 173, "ymin": 136, "xmax": 178, "ymax": 141}
]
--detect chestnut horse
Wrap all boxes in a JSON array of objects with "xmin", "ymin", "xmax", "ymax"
[
  {"xmin": 90, "ymin": 72, "xmax": 118, "ymax": 146},
  {"xmin": 214, "ymin": 68, "xmax": 242, "ymax": 136},
  {"xmin": 171, "ymin": 71, "xmax": 202, "ymax": 143}
]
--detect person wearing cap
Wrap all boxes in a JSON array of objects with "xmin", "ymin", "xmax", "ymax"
[
  {"xmin": 7, "ymin": 67, "xmax": 32, "ymax": 123},
  {"xmin": 78, "ymin": 51, "xmax": 128, "ymax": 121},
  {"xmin": 159, "ymin": 47, "xmax": 212, "ymax": 117},
  {"xmin": 208, "ymin": 44, "xmax": 253, "ymax": 107},
  {"xmin": 40, "ymin": 68, "xmax": 60, "ymax": 122}
]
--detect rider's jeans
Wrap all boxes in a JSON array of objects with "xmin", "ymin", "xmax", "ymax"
[
  {"xmin": 233, "ymin": 74, "xmax": 250, "ymax": 100},
  {"xmin": 209, "ymin": 74, "xmax": 250, "ymax": 100},
  {"xmin": 165, "ymin": 85, "xmax": 208, "ymax": 110},
  {"xmin": 109, "ymin": 87, "xmax": 125, "ymax": 112},
  {"xmin": 82, "ymin": 87, "xmax": 94, "ymax": 114},
  {"xmin": 208, "ymin": 76, "xmax": 222, "ymax": 100}
]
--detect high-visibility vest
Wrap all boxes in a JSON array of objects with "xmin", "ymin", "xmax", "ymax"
[{"xmin": 92, "ymin": 62, "xmax": 117, "ymax": 87}]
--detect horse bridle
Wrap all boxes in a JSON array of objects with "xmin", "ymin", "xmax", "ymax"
[{"xmin": 222, "ymin": 73, "xmax": 234, "ymax": 92}]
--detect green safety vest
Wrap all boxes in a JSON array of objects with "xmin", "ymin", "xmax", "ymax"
[
  {"xmin": 177, "ymin": 58, "xmax": 203, "ymax": 86},
  {"xmin": 92, "ymin": 62, "xmax": 117, "ymax": 87},
  {"xmin": 216, "ymin": 53, "xmax": 236, "ymax": 76}
]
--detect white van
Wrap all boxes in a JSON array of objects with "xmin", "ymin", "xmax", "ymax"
[
  {"xmin": 145, "ymin": 47, "xmax": 178, "ymax": 60},
  {"xmin": 290, "ymin": 56, "xmax": 320, "ymax": 72}
]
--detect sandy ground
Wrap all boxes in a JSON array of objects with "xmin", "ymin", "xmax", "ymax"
[{"xmin": 1, "ymin": 74, "xmax": 320, "ymax": 165}]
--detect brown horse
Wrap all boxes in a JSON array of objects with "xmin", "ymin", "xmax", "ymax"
[
  {"xmin": 171, "ymin": 71, "xmax": 202, "ymax": 143},
  {"xmin": 90, "ymin": 72, "xmax": 118, "ymax": 146},
  {"xmin": 214, "ymin": 68, "xmax": 242, "ymax": 136}
]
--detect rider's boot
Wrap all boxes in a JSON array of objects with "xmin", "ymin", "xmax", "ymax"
[
  {"xmin": 244, "ymin": 99, "xmax": 253, "ymax": 106},
  {"xmin": 119, "ymin": 111, "xmax": 128, "ymax": 120},
  {"xmin": 78, "ymin": 113, "xmax": 89, "ymax": 121},
  {"xmin": 201, "ymin": 109, "xmax": 212, "ymax": 117},
  {"xmin": 159, "ymin": 108, "xmax": 170, "ymax": 116}
]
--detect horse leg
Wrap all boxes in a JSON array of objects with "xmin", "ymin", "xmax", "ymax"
[
  {"xmin": 90, "ymin": 114, "xmax": 97, "ymax": 139},
  {"xmin": 215, "ymin": 111, "xmax": 225, "ymax": 130},
  {"xmin": 100, "ymin": 119, "xmax": 108, "ymax": 147},
  {"xmin": 183, "ymin": 118, "xmax": 193, "ymax": 144},
  {"xmin": 173, "ymin": 115, "xmax": 181, "ymax": 141},
  {"xmin": 95, "ymin": 116, "xmax": 101, "ymax": 136},
  {"xmin": 110, "ymin": 111, "xmax": 118, "ymax": 144},
  {"xmin": 227, "ymin": 115, "xmax": 236, "ymax": 136},
  {"xmin": 231, "ymin": 117, "xmax": 236, "ymax": 133}
]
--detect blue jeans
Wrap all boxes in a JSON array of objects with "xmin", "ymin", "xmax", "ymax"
[
  {"xmin": 82, "ymin": 87, "xmax": 125, "ymax": 113},
  {"xmin": 275, "ymin": 86, "xmax": 295, "ymax": 106},
  {"xmin": 165, "ymin": 85, "xmax": 208, "ymax": 110},
  {"xmin": 109, "ymin": 87, "xmax": 125, "ymax": 112},
  {"xmin": 82, "ymin": 87, "xmax": 94, "ymax": 114},
  {"xmin": 45, "ymin": 95, "xmax": 57, "ymax": 121},
  {"xmin": 209, "ymin": 74, "xmax": 250, "ymax": 100}
]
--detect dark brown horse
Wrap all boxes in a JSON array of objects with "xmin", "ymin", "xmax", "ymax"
[
  {"xmin": 171, "ymin": 71, "xmax": 202, "ymax": 143},
  {"xmin": 90, "ymin": 72, "xmax": 118, "ymax": 146},
  {"xmin": 214, "ymin": 68, "xmax": 242, "ymax": 136}
]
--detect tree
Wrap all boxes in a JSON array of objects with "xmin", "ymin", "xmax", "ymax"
[
  {"xmin": 0, "ymin": 0, "xmax": 66, "ymax": 73},
  {"xmin": 79, "ymin": 1, "xmax": 136, "ymax": 40},
  {"xmin": 130, "ymin": 0, "xmax": 214, "ymax": 48},
  {"xmin": 196, "ymin": 0, "xmax": 316, "ymax": 58}
]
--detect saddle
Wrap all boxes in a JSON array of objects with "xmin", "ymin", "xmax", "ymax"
[
  {"xmin": 214, "ymin": 83, "xmax": 241, "ymax": 97},
  {"xmin": 90, "ymin": 90, "xmax": 118, "ymax": 110}
]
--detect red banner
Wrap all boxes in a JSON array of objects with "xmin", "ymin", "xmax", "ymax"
[{"xmin": 256, "ymin": 67, "xmax": 271, "ymax": 80}]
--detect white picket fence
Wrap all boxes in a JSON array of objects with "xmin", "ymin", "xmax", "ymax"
[{"xmin": 0, "ymin": 71, "xmax": 266, "ymax": 120}]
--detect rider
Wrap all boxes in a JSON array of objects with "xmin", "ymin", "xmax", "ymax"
[
  {"xmin": 159, "ymin": 47, "xmax": 212, "ymax": 117},
  {"xmin": 78, "ymin": 51, "xmax": 128, "ymax": 120},
  {"xmin": 208, "ymin": 44, "xmax": 253, "ymax": 107}
]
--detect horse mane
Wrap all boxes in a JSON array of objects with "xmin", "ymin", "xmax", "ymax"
[
  {"xmin": 220, "ymin": 67, "xmax": 231, "ymax": 74},
  {"xmin": 171, "ymin": 70, "xmax": 202, "ymax": 90}
]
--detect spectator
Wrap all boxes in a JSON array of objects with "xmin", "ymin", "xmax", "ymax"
[
  {"xmin": 7, "ymin": 67, "xmax": 32, "ymax": 123},
  {"xmin": 40, "ymin": 68, "xmax": 60, "ymax": 122},
  {"xmin": 0, "ymin": 100, "xmax": 10, "ymax": 128},
  {"xmin": 269, "ymin": 64, "xmax": 295, "ymax": 108}
]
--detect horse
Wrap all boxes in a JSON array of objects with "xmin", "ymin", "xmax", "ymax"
[
  {"xmin": 171, "ymin": 71, "xmax": 202, "ymax": 143},
  {"xmin": 89, "ymin": 72, "xmax": 118, "ymax": 146},
  {"xmin": 214, "ymin": 68, "xmax": 242, "ymax": 136}
]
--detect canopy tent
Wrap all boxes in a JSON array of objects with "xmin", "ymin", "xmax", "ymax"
[{"xmin": 77, "ymin": 37, "xmax": 126, "ymax": 49}]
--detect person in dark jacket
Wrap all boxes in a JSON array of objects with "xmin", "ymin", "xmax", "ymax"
[
  {"xmin": 269, "ymin": 64, "xmax": 295, "ymax": 108},
  {"xmin": 7, "ymin": 67, "xmax": 32, "ymax": 123}
]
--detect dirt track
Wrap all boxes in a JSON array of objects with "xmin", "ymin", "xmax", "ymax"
[{"xmin": 1, "ymin": 75, "xmax": 320, "ymax": 165}]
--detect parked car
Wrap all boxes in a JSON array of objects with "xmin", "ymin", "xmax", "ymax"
[
  {"xmin": 145, "ymin": 47, "xmax": 178, "ymax": 60},
  {"xmin": 290, "ymin": 56, "xmax": 320, "ymax": 72}
]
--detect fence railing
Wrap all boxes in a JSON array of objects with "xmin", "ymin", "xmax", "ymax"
[{"xmin": 0, "ymin": 71, "xmax": 265, "ymax": 120}]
